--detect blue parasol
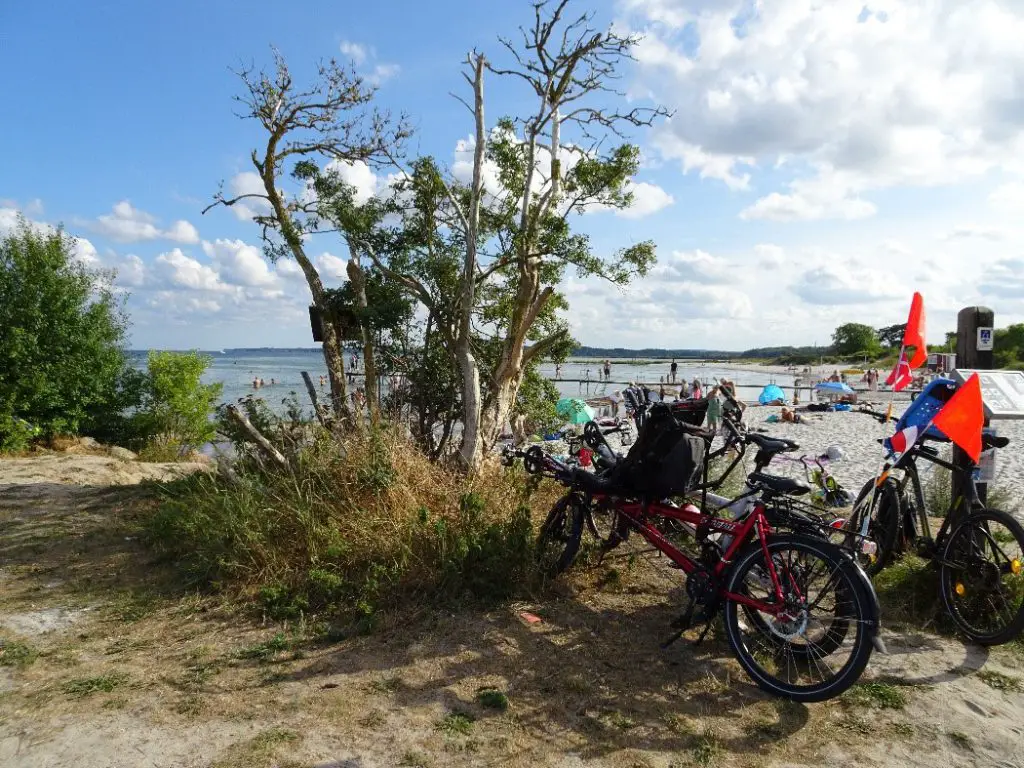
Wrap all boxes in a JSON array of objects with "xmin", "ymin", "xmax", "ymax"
[
  {"xmin": 815, "ymin": 381, "xmax": 855, "ymax": 395},
  {"xmin": 758, "ymin": 384, "xmax": 787, "ymax": 405}
]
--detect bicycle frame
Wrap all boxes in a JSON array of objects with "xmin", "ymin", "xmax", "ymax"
[{"xmin": 590, "ymin": 494, "xmax": 791, "ymax": 615}]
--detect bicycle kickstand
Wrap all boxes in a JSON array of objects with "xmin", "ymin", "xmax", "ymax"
[{"xmin": 660, "ymin": 599, "xmax": 696, "ymax": 649}]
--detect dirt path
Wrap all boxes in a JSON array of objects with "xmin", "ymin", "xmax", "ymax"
[{"xmin": 1, "ymin": 455, "xmax": 1023, "ymax": 767}]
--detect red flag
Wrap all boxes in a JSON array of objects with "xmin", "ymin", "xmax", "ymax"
[
  {"xmin": 932, "ymin": 373, "xmax": 985, "ymax": 462},
  {"xmin": 902, "ymin": 292, "xmax": 927, "ymax": 369},
  {"xmin": 885, "ymin": 350, "xmax": 912, "ymax": 392}
]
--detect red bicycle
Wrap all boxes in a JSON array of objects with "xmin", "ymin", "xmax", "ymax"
[{"xmin": 507, "ymin": 403, "xmax": 880, "ymax": 702}]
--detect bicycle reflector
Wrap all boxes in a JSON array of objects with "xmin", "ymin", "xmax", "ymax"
[
  {"xmin": 828, "ymin": 518, "xmax": 846, "ymax": 530},
  {"xmin": 1012, "ymin": 559, "xmax": 1022, "ymax": 575}
]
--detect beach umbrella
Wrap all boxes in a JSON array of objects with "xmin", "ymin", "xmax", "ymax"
[
  {"xmin": 758, "ymin": 384, "xmax": 786, "ymax": 405},
  {"xmin": 556, "ymin": 397, "xmax": 595, "ymax": 424},
  {"xmin": 815, "ymin": 381, "xmax": 855, "ymax": 395}
]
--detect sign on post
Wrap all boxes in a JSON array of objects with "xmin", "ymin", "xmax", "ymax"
[
  {"xmin": 952, "ymin": 369, "xmax": 1024, "ymax": 419},
  {"xmin": 977, "ymin": 327, "xmax": 994, "ymax": 351}
]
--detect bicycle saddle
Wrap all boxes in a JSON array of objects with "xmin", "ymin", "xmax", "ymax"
[
  {"xmin": 570, "ymin": 468, "xmax": 622, "ymax": 495},
  {"xmin": 983, "ymin": 433, "xmax": 1010, "ymax": 450},
  {"xmin": 747, "ymin": 472, "xmax": 811, "ymax": 496},
  {"xmin": 746, "ymin": 433, "xmax": 799, "ymax": 454}
]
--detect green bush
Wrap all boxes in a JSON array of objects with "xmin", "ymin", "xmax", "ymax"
[
  {"xmin": 133, "ymin": 350, "xmax": 221, "ymax": 459},
  {"xmin": 0, "ymin": 218, "xmax": 137, "ymax": 447},
  {"xmin": 145, "ymin": 427, "xmax": 540, "ymax": 620}
]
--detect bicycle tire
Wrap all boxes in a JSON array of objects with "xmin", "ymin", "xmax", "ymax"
[
  {"xmin": 537, "ymin": 493, "xmax": 584, "ymax": 576},
  {"xmin": 848, "ymin": 478, "xmax": 902, "ymax": 576},
  {"xmin": 723, "ymin": 534, "xmax": 876, "ymax": 702},
  {"xmin": 939, "ymin": 508, "xmax": 1024, "ymax": 646}
]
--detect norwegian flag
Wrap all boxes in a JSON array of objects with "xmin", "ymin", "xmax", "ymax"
[
  {"xmin": 885, "ymin": 425, "xmax": 919, "ymax": 455},
  {"xmin": 886, "ymin": 350, "xmax": 913, "ymax": 392}
]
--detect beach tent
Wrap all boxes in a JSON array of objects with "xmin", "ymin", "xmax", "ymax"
[
  {"xmin": 758, "ymin": 384, "xmax": 786, "ymax": 405},
  {"xmin": 556, "ymin": 397, "xmax": 595, "ymax": 425}
]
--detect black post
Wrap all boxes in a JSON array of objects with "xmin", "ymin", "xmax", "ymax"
[{"xmin": 953, "ymin": 306, "xmax": 994, "ymax": 510}]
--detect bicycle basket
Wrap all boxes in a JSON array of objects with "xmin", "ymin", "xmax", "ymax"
[
  {"xmin": 614, "ymin": 403, "xmax": 705, "ymax": 498},
  {"xmin": 895, "ymin": 377, "xmax": 955, "ymax": 440}
]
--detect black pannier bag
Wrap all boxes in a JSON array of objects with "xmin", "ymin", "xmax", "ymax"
[{"xmin": 613, "ymin": 401, "xmax": 706, "ymax": 498}]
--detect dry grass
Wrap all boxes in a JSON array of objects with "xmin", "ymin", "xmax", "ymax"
[{"xmin": 147, "ymin": 427, "xmax": 544, "ymax": 621}]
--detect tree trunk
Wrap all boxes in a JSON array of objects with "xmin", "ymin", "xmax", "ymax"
[
  {"xmin": 346, "ymin": 249, "xmax": 378, "ymax": 425},
  {"xmin": 456, "ymin": 53, "xmax": 487, "ymax": 471},
  {"xmin": 300, "ymin": 371, "xmax": 330, "ymax": 428},
  {"xmin": 259, "ymin": 153, "xmax": 351, "ymax": 423}
]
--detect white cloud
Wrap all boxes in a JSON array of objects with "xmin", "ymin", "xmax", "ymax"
[
  {"xmin": 316, "ymin": 252, "xmax": 349, "ymax": 281},
  {"xmin": 624, "ymin": 0, "xmax": 1024, "ymax": 219},
  {"xmin": 324, "ymin": 160, "xmax": 379, "ymax": 205},
  {"xmin": 978, "ymin": 257, "xmax": 1024, "ymax": 301},
  {"xmin": 93, "ymin": 200, "xmax": 201, "ymax": 243},
  {"xmin": 202, "ymin": 239, "xmax": 277, "ymax": 287},
  {"xmin": 115, "ymin": 254, "xmax": 147, "ymax": 287},
  {"xmin": 618, "ymin": 181, "xmax": 675, "ymax": 218},
  {"xmin": 754, "ymin": 243, "xmax": 786, "ymax": 268},
  {"xmin": 369, "ymin": 63, "xmax": 401, "ymax": 85},
  {"xmin": 652, "ymin": 249, "xmax": 731, "ymax": 284},
  {"xmin": 154, "ymin": 248, "xmax": 227, "ymax": 292},
  {"xmin": 226, "ymin": 172, "xmax": 270, "ymax": 222},
  {"xmin": 791, "ymin": 263, "xmax": 902, "ymax": 305},
  {"xmin": 989, "ymin": 182, "xmax": 1024, "ymax": 214},
  {"xmin": 941, "ymin": 225, "xmax": 1005, "ymax": 242},
  {"xmin": 339, "ymin": 40, "xmax": 368, "ymax": 65}
]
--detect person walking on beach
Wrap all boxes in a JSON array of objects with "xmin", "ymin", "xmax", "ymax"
[
  {"xmin": 555, "ymin": 362, "xmax": 562, "ymax": 380},
  {"xmin": 692, "ymin": 378, "xmax": 703, "ymax": 400},
  {"xmin": 679, "ymin": 380, "xmax": 690, "ymax": 399},
  {"xmin": 610, "ymin": 390, "xmax": 622, "ymax": 418},
  {"xmin": 706, "ymin": 385, "xmax": 722, "ymax": 433},
  {"xmin": 670, "ymin": 359, "xmax": 678, "ymax": 384}
]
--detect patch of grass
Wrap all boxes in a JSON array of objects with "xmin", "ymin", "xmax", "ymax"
[
  {"xmin": 948, "ymin": 730, "xmax": 973, "ymax": 751},
  {"xmin": 62, "ymin": 672, "xmax": 130, "ymax": 698},
  {"xmin": 174, "ymin": 694, "xmax": 204, "ymax": 717},
  {"xmin": 607, "ymin": 711, "xmax": 637, "ymax": 730},
  {"xmin": 977, "ymin": 669, "xmax": 1022, "ymax": 692},
  {"xmin": 436, "ymin": 710, "xmax": 475, "ymax": 737},
  {"xmin": 145, "ymin": 428, "xmax": 540, "ymax": 623},
  {"xmin": 367, "ymin": 675, "xmax": 402, "ymax": 694},
  {"xmin": 836, "ymin": 715, "xmax": 872, "ymax": 735},
  {"xmin": 0, "ymin": 639, "xmax": 39, "ymax": 667},
  {"xmin": 210, "ymin": 728, "xmax": 302, "ymax": 768},
  {"xmin": 563, "ymin": 672, "xmax": 593, "ymax": 695},
  {"xmin": 234, "ymin": 632, "xmax": 291, "ymax": 662},
  {"xmin": 476, "ymin": 688, "xmax": 509, "ymax": 711},
  {"xmin": 398, "ymin": 751, "xmax": 433, "ymax": 768},
  {"xmin": 842, "ymin": 681, "xmax": 907, "ymax": 710},
  {"xmin": 691, "ymin": 728, "xmax": 723, "ymax": 767},
  {"xmin": 873, "ymin": 555, "xmax": 945, "ymax": 630},
  {"xmin": 889, "ymin": 722, "xmax": 914, "ymax": 738},
  {"xmin": 358, "ymin": 710, "xmax": 386, "ymax": 728},
  {"xmin": 108, "ymin": 590, "xmax": 160, "ymax": 623}
]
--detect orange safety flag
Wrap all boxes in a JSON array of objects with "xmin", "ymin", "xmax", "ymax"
[
  {"xmin": 931, "ymin": 373, "xmax": 985, "ymax": 463},
  {"xmin": 902, "ymin": 292, "xmax": 927, "ymax": 369}
]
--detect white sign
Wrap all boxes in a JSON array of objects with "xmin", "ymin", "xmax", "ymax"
[
  {"xmin": 953, "ymin": 369, "xmax": 1024, "ymax": 419},
  {"xmin": 977, "ymin": 327, "xmax": 994, "ymax": 351}
]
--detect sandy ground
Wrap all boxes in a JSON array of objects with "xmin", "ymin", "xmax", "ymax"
[{"xmin": 2, "ymin": 453, "xmax": 1024, "ymax": 767}]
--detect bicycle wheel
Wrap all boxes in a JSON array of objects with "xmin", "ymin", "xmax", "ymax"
[
  {"xmin": 723, "ymin": 534, "xmax": 876, "ymax": 702},
  {"xmin": 939, "ymin": 508, "xmax": 1024, "ymax": 645},
  {"xmin": 847, "ymin": 478, "xmax": 901, "ymax": 576},
  {"xmin": 537, "ymin": 493, "xmax": 584, "ymax": 576}
]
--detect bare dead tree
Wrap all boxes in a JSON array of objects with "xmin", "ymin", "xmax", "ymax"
[{"xmin": 204, "ymin": 48, "xmax": 409, "ymax": 423}]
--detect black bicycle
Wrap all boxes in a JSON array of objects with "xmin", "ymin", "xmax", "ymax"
[{"xmin": 848, "ymin": 409, "xmax": 1024, "ymax": 645}]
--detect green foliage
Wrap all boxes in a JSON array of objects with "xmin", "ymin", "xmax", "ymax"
[
  {"xmin": 842, "ymin": 681, "xmax": 907, "ymax": 710},
  {"xmin": 877, "ymin": 323, "xmax": 906, "ymax": 348},
  {"xmin": 831, "ymin": 322, "xmax": 882, "ymax": 357},
  {"xmin": 476, "ymin": 688, "xmax": 509, "ymax": 711},
  {"xmin": 62, "ymin": 673, "xmax": 130, "ymax": 698},
  {"xmin": 994, "ymin": 324, "xmax": 1024, "ymax": 369},
  {"xmin": 144, "ymin": 429, "xmax": 540, "ymax": 620},
  {"xmin": 0, "ymin": 219, "xmax": 136, "ymax": 447},
  {"xmin": 515, "ymin": 365, "xmax": 562, "ymax": 436},
  {"xmin": 134, "ymin": 351, "xmax": 221, "ymax": 458},
  {"xmin": 0, "ymin": 638, "xmax": 39, "ymax": 667}
]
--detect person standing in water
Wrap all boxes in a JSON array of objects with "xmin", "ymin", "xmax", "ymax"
[
  {"xmin": 670, "ymin": 359, "xmax": 678, "ymax": 383},
  {"xmin": 706, "ymin": 385, "xmax": 722, "ymax": 433},
  {"xmin": 603, "ymin": 359, "xmax": 611, "ymax": 382}
]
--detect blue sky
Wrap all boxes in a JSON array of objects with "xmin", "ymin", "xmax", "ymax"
[{"xmin": 3, "ymin": 0, "xmax": 1024, "ymax": 350}]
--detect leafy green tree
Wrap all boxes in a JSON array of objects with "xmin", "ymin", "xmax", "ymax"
[
  {"xmin": 831, "ymin": 323, "xmax": 881, "ymax": 357},
  {"xmin": 877, "ymin": 323, "xmax": 906, "ymax": 348},
  {"xmin": 0, "ymin": 219, "xmax": 135, "ymax": 447},
  {"xmin": 134, "ymin": 351, "xmax": 222, "ymax": 459},
  {"xmin": 994, "ymin": 324, "xmax": 1024, "ymax": 369}
]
